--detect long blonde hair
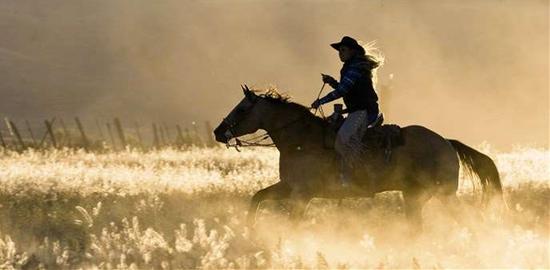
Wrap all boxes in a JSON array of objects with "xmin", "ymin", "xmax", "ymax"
[{"xmin": 358, "ymin": 40, "xmax": 384, "ymax": 86}]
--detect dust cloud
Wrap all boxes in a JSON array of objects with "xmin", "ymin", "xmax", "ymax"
[{"xmin": 0, "ymin": 0, "xmax": 548, "ymax": 150}]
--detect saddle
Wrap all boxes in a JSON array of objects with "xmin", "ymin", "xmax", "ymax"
[
  {"xmin": 362, "ymin": 123, "xmax": 404, "ymax": 162},
  {"xmin": 328, "ymin": 112, "xmax": 384, "ymax": 131},
  {"xmin": 327, "ymin": 113, "xmax": 404, "ymax": 162}
]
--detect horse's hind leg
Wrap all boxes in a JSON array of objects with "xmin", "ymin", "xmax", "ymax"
[
  {"xmin": 437, "ymin": 193, "xmax": 480, "ymax": 231},
  {"xmin": 288, "ymin": 196, "xmax": 312, "ymax": 224},
  {"xmin": 248, "ymin": 181, "xmax": 291, "ymax": 227},
  {"xmin": 437, "ymin": 193, "xmax": 463, "ymax": 222},
  {"xmin": 403, "ymin": 190, "xmax": 431, "ymax": 235}
]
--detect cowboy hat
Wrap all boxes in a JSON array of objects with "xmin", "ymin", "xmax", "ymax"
[{"xmin": 330, "ymin": 36, "xmax": 365, "ymax": 53}]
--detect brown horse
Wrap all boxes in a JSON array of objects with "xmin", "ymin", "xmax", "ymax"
[{"xmin": 213, "ymin": 86, "xmax": 503, "ymax": 231}]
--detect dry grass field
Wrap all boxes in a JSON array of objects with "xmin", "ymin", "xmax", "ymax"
[{"xmin": 0, "ymin": 146, "xmax": 548, "ymax": 269}]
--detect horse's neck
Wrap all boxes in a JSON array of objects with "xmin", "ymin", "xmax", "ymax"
[{"xmin": 263, "ymin": 104, "xmax": 327, "ymax": 152}]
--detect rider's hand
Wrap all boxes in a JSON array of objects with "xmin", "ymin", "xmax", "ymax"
[
  {"xmin": 321, "ymin": 74, "xmax": 337, "ymax": 85},
  {"xmin": 311, "ymin": 99, "xmax": 322, "ymax": 109}
]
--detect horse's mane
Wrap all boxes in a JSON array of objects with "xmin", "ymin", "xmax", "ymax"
[{"xmin": 252, "ymin": 87, "xmax": 328, "ymax": 125}]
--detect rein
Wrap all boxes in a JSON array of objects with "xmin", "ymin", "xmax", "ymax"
[
  {"xmin": 224, "ymin": 114, "xmax": 307, "ymax": 151},
  {"xmin": 225, "ymin": 83, "xmax": 328, "ymax": 151},
  {"xmin": 313, "ymin": 82, "xmax": 327, "ymax": 119}
]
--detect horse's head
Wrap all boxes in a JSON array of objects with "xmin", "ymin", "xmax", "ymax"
[{"xmin": 214, "ymin": 85, "xmax": 265, "ymax": 143}]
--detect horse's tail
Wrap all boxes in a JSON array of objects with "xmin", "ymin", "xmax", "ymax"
[{"xmin": 448, "ymin": 139, "xmax": 503, "ymax": 206}]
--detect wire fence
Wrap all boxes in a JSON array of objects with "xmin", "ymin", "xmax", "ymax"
[{"xmin": 0, "ymin": 116, "xmax": 219, "ymax": 152}]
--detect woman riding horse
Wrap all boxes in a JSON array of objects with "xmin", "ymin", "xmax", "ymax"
[
  {"xmin": 311, "ymin": 36, "xmax": 382, "ymax": 192},
  {"xmin": 213, "ymin": 87, "xmax": 503, "ymax": 232}
]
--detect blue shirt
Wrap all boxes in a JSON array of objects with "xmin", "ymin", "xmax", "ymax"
[{"xmin": 319, "ymin": 57, "xmax": 365, "ymax": 105}]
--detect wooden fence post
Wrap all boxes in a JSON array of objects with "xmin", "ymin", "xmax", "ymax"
[
  {"xmin": 25, "ymin": 120, "xmax": 37, "ymax": 147},
  {"xmin": 0, "ymin": 129, "xmax": 6, "ymax": 148},
  {"xmin": 44, "ymin": 119, "xmax": 57, "ymax": 148},
  {"xmin": 4, "ymin": 117, "xmax": 15, "ymax": 149},
  {"xmin": 74, "ymin": 117, "xmax": 89, "ymax": 150},
  {"xmin": 162, "ymin": 123, "xmax": 173, "ymax": 146},
  {"xmin": 9, "ymin": 121, "xmax": 26, "ymax": 150},
  {"xmin": 4, "ymin": 117, "xmax": 13, "ymax": 137},
  {"xmin": 152, "ymin": 123, "xmax": 160, "ymax": 149},
  {"xmin": 59, "ymin": 118, "xmax": 71, "ymax": 147},
  {"xmin": 134, "ymin": 121, "xmax": 144, "ymax": 149},
  {"xmin": 39, "ymin": 118, "xmax": 55, "ymax": 148},
  {"xmin": 106, "ymin": 123, "xmax": 116, "ymax": 149},
  {"xmin": 159, "ymin": 124, "xmax": 166, "ymax": 146},
  {"xmin": 113, "ymin": 118, "xmax": 126, "ymax": 148}
]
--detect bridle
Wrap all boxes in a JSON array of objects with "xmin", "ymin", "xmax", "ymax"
[
  {"xmin": 221, "ymin": 93, "xmax": 271, "ymax": 151},
  {"xmin": 224, "ymin": 83, "xmax": 327, "ymax": 152},
  {"xmin": 222, "ymin": 105, "xmax": 306, "ymax": 151}
]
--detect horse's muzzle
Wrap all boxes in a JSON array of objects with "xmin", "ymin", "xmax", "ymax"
[{"xmin": 213, "ymin": 122, "xmax": 232, "ymax": 143}]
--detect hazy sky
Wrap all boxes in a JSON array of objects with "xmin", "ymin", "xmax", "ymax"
[{"xmin": 0, "ymin": 0, "xmax": 548, "ymax": 150}]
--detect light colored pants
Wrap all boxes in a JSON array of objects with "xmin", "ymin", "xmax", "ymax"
[{"xmin": 334, "ymin": 110, "xmax": 368, "ymax": 167}]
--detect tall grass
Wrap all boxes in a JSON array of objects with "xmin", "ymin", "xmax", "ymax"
[{"xmin": 0, "ymin": 146, "xmax": 547, "ymax": 269}]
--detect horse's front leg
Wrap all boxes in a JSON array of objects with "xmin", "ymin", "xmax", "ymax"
[
  {"xmin": 287, "ymin": 189, "xmax": 313, "ymax": 224},
  {"xmin": 248, "ymin": 181, "xmax": 291, "ymax": 227}
]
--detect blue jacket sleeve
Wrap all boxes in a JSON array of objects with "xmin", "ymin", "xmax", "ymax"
[{"xmin": 318, "ymin": 66, "xmax": 362, "ymax": 104}]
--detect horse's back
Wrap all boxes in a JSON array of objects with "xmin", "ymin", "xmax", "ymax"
[
  {"xmin": 401, "ymin": 125, "xmax": 457, "ymax": 156},
  {"xmin": 390, "ymin": 125, "xmax": 459, "ymax": 189}
]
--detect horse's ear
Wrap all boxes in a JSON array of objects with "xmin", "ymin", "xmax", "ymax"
[{"xmin": 242, "ymin": 84, "xmax": 256, "ymax": 101}]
